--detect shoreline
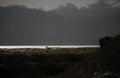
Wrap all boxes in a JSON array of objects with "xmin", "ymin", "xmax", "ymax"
[{"xmin": 0, "ymin": 45, "xmax": 100, "ymax": 49}]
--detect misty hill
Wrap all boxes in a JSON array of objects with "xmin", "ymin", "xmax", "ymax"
[
  {"xmin": 50, "ymin": 1, "xmax": 120, "ymax": 18},
  {"xmin": 0, "ymin": 0, "xmax": 120, "ymax": 45}
]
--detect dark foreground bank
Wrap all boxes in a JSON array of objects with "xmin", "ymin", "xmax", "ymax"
[{"xmin": 0, "ymin": 35, "xmax": 120, "ymax": 78}]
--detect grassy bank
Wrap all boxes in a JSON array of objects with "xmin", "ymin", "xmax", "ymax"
[
  {"xmin": 0, "ymin": 35, "xmax": 120, "ymax": 78},
  {"xmin": 0, "ymin": 48, "xmax": 98, "ymax": 78}
]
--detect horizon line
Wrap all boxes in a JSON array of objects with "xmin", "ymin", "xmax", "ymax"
[{"xmin": 0, "ymin": 45, "xmax": 100, "ymax": 49}]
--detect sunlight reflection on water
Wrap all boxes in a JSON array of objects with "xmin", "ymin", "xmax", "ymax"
[{"xmin": 0, "ymin": 45, "xmax": 100, "ymax": 49}]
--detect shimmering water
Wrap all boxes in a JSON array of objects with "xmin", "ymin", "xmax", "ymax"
[{"xmin": 0, "ymin": 45, "xmax": 100, "ymax": 49}]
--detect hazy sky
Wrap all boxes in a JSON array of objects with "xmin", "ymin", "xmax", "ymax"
[
  {"xmin": 0, "ymin": 0, "xmax": 98, "ymax": 10},
  {"xmin": 0, "ymin": 0, "xmax": 120, "ymax": 45}
]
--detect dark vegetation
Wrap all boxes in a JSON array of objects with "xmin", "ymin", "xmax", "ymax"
[
  {"xmin": 0, "ymin": 48, "xmax": 97, "ymax": 78},
  {"xmin": 0, "ymin": 35, "xmax": 120, "ymax": 78},
  {"xmin": 57, "ymin": 35, "xmax": 120, "ymax": 78}
]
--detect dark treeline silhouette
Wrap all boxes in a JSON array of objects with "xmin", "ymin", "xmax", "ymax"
[
  {"xmin": 99, "ymin": 36, "xmax": 112, "ymax": 47},
  {"xmin": 0, "ymin": 0, "xmax": 120, "ymax": 45}
]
